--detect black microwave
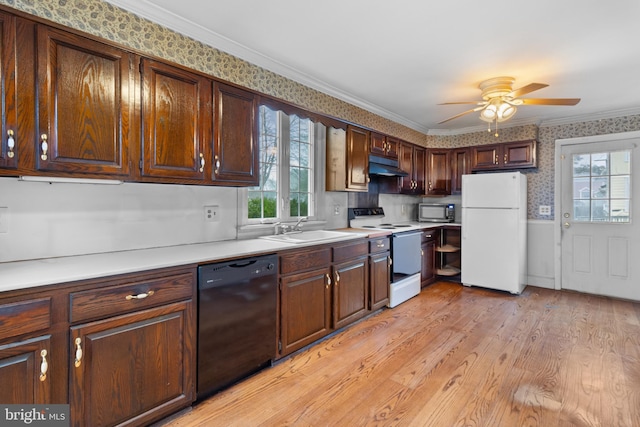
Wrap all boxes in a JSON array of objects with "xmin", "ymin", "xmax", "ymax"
[{"xmin": 418, "ymin": 203, "xmax": 455, "ymax": 223}]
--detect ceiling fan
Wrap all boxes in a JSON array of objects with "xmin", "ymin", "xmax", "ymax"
[{"xmin": 438, "ymin": 76, "xmax": 581, "ymax": 128}]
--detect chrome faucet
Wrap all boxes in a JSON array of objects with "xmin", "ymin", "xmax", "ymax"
[{"xmin": 292, "ymin": 217, "xmax": 307, "ymax": 231}]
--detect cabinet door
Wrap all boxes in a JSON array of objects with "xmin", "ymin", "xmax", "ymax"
[
  {"xmin": 213, "ymin": 82, "xmax": 258, "ymax": 185},
  {"xmin": 280, "ymin": 268, "xmax": 332, "ymax": 356},
  {"xmin": 345, "ymin": 125, "xmax": 369, "ymax": 191},
  {"xmin": 385, "ymin": 136, "xmax": 399, "ymax": 159},
  {"xmin": 0, "ymin": 335, "xmax": 51, "ymax": 404},
  {"xmin": 503, "ymin": 140, "xmax": 536, "ymax": 168},
  {"xmin": 421, "ymin": 240, "xmax": 436, "ymax": 286},
  {"xmin": 471, "ymin": 144, "xmax": 501, "ymax": 171},
  {"xmin": 36, "ymin": 26, "xmax": 133, "ymax": 177},
  {"xmin": 369, "ymin": 252, "xmax": 390, "ymax": 311},
  {"xmin": 141, "ymin": 58, "xmax": 212, "ymax": 182},
  {"xmin": 426, "ymin": 149, "xmax": 450, "ymax": 195},
  {"xmin": 450, "ymin": 148, "xmax": 469, "ymax": 195},
  {"xmin": 70, "ymin": 301, "xmax": 195, "ymax": 427},
  {"xmin": 370, "ymin": 132, "xmax": 386, "ymax": 157},
  {"xmin": 413, "ymin": 146, "xmax": 426, "ymax": 195},
  {"xmin": 398, "ymin": 142, "xmax": 414, "ymax": 193},
  {"xmin": 333, "ymin": 257, "xmax": 369, "ymax": 329},
  {"xmin": 0, "ymin": 12, "xmax": 17, "ymax": 170}
]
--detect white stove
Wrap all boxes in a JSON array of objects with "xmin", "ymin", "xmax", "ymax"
[
  {"xmin": 347, "ymin": 208, "xmax": 423, "ymax": 232},
  {"xmin": 348, "ymin": 208, "xmax": 422, "ymax": 308}
]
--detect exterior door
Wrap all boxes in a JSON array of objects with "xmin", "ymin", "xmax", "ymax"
[{"xmin": 558, "ymin": 131, "xmax": 639, "ymax": 300}]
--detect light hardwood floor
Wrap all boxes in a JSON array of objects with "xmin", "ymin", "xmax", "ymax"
[{"xmin": 159, "ymin": 282, "xmax": 640, "ymax": 427}]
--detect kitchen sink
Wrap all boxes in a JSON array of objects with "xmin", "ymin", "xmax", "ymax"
[{"xmin": 259, "ymin": 230, "xmax": 361, "ymax": 244}]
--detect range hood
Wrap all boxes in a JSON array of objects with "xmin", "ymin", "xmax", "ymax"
[{"xmin": 368, "ymin": 155, "xmax": 409, "ymax": 177}]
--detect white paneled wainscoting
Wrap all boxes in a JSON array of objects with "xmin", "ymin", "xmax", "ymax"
[{"xmin": 526, "ymin": 220, "xmax": 555, "ymax": 289}]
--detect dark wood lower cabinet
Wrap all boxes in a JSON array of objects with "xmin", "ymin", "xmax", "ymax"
[
  {"xmin": 421, "ymin": 230, "xmax": 437, "ymax": 287},
  {"xmin": 332, "ymin": 257, "xmax": 368, "ymax": 329},
  {"xmin": 369, "ymin": 252, "xmax": 390, "ymax": 310},
  {"xmin": 0, "ymin": 335, "xmax": 51, "ymax": 404},
  {"xmin": 70, "ymin": 301, "xmax": 194, "ymax": 427},
  {"xmin": 279, "ymin": 267, "xmax": 332, "ymax": 356}
]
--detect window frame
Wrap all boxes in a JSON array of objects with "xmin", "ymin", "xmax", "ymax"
[{"xmin": 244, "ymin": 105, "xmax": 323, "ymax": 225}]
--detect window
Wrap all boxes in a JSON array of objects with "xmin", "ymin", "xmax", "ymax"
[
  {"xmin": 572, "ymin": 150, "xmax": 631, "ymax": 222},
  {"xmin": 248, "ymin": 105, "xmax": 315, "ymax": 221}
]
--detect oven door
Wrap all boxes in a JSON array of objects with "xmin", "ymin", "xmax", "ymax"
[{"xmin": 391, "ymin": 231, "xmax": 422, "ymax": 280}]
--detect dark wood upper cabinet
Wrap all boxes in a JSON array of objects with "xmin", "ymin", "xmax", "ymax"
[
  {"xmin": 503, "ymin": 139, "xmax": 537, "ymax": 169},
  {"xmin": 140, "ymin": 58, "xmax": 212, "ymax": 182},
  {"xmin": 326, "ymin": 125, "xmax": 369, "ymax": 192},
  {"xmin": 471, "ymin": 140, "xmax": 537, "ymax": 171},
  {"xmin": 450, "ymin": 147, "xmax": 470, "ymax": 195},
  {"xmin": 370, "ymin": 132, "xmax": 398, "ymax": 160},
  {"xmin": 426, "ymin": 149, "xmax": 451, "ymax": 196},
  {"xmin": 346, "ymin": 125, "xmax": 370, "ymax": 191},
  {"xmin": 0, "ymin": 12, "xmax": 17, "ymax": 170},
  {"xmin": 399, "ymin": 142, "xmax": 425, "ymax": 195},
  {"xmin": 213, "ymin": 83, "xmax": 258, "ymax": 186},
  {"xmin": 35, "ymin": 26, "xmax": 134, "ymax": 177}
]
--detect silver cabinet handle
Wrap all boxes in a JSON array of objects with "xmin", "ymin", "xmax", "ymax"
[
  {"xmin": 39, "ymin": 349, "xmax": 48, "ymax": 381},
  {"xmin": 325, "ymin": 273, "xmax": 331, "ymax": 288},
  {"xmin": 199, "ymin": 153, "xmax": 205, "ymax": 172},
  {"xmin": 40, "ymin": 134, "xmax": 48, "ymax": 161},
  {"xmin": 7, "ymin": 130, "xmax": 15, "ymax": 158}
]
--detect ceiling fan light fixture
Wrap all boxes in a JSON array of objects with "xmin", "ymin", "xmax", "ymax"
[{"xmin": 496, "ymin": 102, "xmax": 517, "ymax": 121}]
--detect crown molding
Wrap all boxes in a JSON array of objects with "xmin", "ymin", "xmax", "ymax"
[
  {"xmin": 538, "ymin": 107, "xmax": 640, "ymax": 127},
  {"xmin": 104, "ymin": 0, "xmax": 430, "ymax": 134}
]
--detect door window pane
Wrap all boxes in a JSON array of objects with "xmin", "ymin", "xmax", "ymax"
[{"xmin": 572, "ymin": 150, "xmax": 631, "ymax": 223}]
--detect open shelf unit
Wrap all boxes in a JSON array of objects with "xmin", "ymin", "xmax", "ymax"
[{"xmin": 436, "ymin": 226, "xmax": 461, "ymax": 281}]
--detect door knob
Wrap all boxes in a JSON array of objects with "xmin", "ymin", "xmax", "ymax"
[{"xmin": 563, "ymin": 222, "xmax": 571, "ymax": 229}]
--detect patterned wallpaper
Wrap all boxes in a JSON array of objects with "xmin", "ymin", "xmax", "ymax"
[
  {"xmin": 0, "ymin": 0, "xmax": 427, "ymax": 145},
  {"xmin": 2, "ymin": 0, "xmax": 639, "ymax": 220}
]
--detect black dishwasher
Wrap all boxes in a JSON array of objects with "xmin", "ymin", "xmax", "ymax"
[{"xmin": 197, "ymin": 254, "xmax": 278, "ymax": 399}]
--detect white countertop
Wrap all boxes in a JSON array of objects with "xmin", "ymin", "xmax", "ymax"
[
  {"xmin": 0, "ymin": 233, "xmax": 369, "ymax": 293},
  {"xmin": 0, "ymin": 224, "xmax": 460, "ymax": 294}
]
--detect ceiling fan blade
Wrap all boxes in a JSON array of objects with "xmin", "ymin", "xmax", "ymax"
[
  {"xmin": 438, "ymin": 106, "xmax": 484, "ymax": 124},
  {"xmin": 520, "ymin": 98, "xmax": 581, "ymax": 106},
  {"xmin": 508, "ymin": 83, "xmax": 548, "ymax": 98},
  {"xmin": 438, "ymin": 101, "xmax": 484, "ymax": 105}
]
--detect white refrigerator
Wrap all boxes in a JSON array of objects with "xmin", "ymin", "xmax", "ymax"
[{"xmin": 461, "ymin": 172, "xmax": 527, "ymax": 294}]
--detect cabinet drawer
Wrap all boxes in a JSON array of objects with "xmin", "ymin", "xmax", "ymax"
[
  {"xmin": 0, "ymin": 298, "xmax": 51, "ymax": 341},
  {"xmin": 70, "ymin": 271, "xmax": 195, "ymax": 323},
  {"xmin": 422, "ymin": 229, "xmax": 438, "ymax": 242},
  {"xmin": 333, "ymin": 239, "xmax": 368, "ymax": 263},
  {"xmin": 280, "ymin": 247, "xmax": 331, "ymax": 276},
  {"xmin": 369, "ymin": 237, "xmax": 390, "ymax": 254}
]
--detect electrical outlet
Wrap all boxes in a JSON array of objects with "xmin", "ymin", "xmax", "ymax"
[
  {"xmin": 333, "ymin": 204, "xmax": 340, "ymax": 215},
  {"xmin": 0, "ymin": 207, "xmax": 8, "ymax": 233},
  {"xmin": 539, "ymin": 205, "xmax": 551, "ymax": 216},
  {"xmin": 401, "ymin": 204, "xmax": 406, "ymax": 214},
  {"xmin": 204, "ymin": 205, "xmax": 220, "ymax": 222}
]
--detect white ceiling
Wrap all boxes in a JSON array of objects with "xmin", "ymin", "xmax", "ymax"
[{"xmin": 106, "ymin": 0, "xmax": 640, "ymax": 135}]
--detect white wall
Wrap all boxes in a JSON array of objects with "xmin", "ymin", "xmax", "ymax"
[{"xmin": 0, "ymin": 177, "xmax": 238, "ymax": 262}]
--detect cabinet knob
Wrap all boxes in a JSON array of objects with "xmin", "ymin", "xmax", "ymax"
[
  {"xmin": 74, "ymin": 337, "xmax": 83, "ymax": 368},
  {"xmin": 39, "ymin": 349, "xmax": 48, "ymax": 382},
  {"xmin": 7, "ymin": 130, "xmax": 15, "ymax": 158},
  {"xmin": 40, "ymin": 134, "xmax": 48, "ymax": 161},
  {"xmin": 199, "ymin": 153, "xmax": 205, "ymax": 173}
]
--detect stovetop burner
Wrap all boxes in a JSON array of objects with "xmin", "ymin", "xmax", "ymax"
[{"xmin": 347, "ymin": 207, "xmax": 423, "ymax": 232}]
